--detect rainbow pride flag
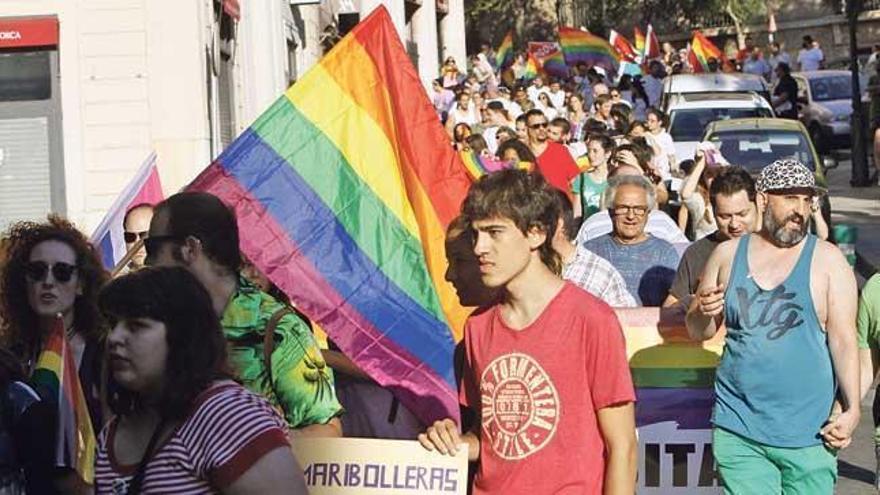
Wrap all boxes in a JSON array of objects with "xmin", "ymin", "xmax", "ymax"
[
  {"xmin": 31, "ymin": 317, "xmax": 96, "ymax": 484},
  {"xmin": 460, "ymin": 150, "xmax": 531, "ymax": 181},
  {"xmin": 558, "ymin": 27, "xmax": 619, "ymax": 74},
  {"xmin": 541, "ymin": 46, "xmax": 569, "ymax": 79},
  {"xmin": 616, "ymin": 307, "xmax": 724, "ymax": 430},
  {"xmin": 522, "ymin": 52, "xmax": 540, "ymax": 80},
  {"xmin": 495, "ymin": 31, "xmax": 514, "ymax": 70},
  {"xmin": 634, "ymin": 27, "xmax": 646, "ymax": 59},
  {"xmin": 690, "ymin": 30, "xmax": 724, "ymax": 73},
  {"xmin": 188, "ymin": 6, "xmax": 471, "ymax": 425}
]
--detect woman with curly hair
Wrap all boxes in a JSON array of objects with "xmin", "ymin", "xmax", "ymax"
[
  {"xmin": 95, "ymin": 266, "xmax": 306, "ymax": 493},
  {"xmin": 0, "ymin": 216, "xmax": 109, "ymax": 491}
]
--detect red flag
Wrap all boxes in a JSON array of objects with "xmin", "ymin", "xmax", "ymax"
[
  {"xmin": 609, "ymin": 29, "xmax": 638, "ymax": 62},
  {"xmin": 645, "ymin": 23, "xmax": 661, "ymax": 59}
]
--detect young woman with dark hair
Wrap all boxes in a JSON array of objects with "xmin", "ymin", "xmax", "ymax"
[
  {"xmin": 0, "ymin": 215, "xmax": 109, "ymax": 493},
  {"xmin": 95, "ymin": 266, "xmax": 306, "ymax": 494}
]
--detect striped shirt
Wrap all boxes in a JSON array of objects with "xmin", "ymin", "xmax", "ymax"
[{"xmin": 95, "ymin": 381, "xmax": 289, "ymax": 494}]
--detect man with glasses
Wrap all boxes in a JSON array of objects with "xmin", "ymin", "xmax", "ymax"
[
  {"xmin": 525, "ymin": 109, "xmax": 580, "ymax": 193},
  {"xmin": 122, "ymin": 203, "xmax": 154, "ymax": 270},
  {"xmin": 583, "ymin": 174, "xmax": 679, "ymax": 306},
  {"xmin": 145, "ymin": 192, "xmax": 343, "ymax": 436}
]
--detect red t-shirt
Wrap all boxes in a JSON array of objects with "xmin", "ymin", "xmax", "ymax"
[
  {"xmin": 460, "ymin": 283, "xmax": 635, "ymax": 494},
  {"xmin": 535, "ymin": 142, "xmax": 580, "ymax": 192}
]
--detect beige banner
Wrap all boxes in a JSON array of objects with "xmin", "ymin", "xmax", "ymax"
[{"xmin": 292, "ymin": 438, "xmax": 468, "ymax": 495}]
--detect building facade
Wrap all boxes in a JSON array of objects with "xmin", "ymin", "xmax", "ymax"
[{"xmin": 0, "ymin": 0, "xmax": 465, "ymax": 234}]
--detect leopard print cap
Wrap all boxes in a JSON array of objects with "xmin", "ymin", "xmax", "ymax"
[{"xmin": 756, "ymin": 158, "xmax": 825, "ymax": 194}]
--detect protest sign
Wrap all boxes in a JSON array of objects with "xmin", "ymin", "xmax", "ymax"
[{"xmin": 292, "ymin": 437, "xmax": 468, "ymax": 495}]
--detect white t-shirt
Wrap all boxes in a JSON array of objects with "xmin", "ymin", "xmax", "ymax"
[
  {"xmin": 652, "ymin": 130, "xmax": 676, "ymax": 179},
  {"xmin": 797, "ymin": 47, "xmax": 824, "ymax": 72},
  {"xmin": 547, "ymin": 89, "xmax": 567, "ymax": 109},
  {"xmin": 528, "ymin": 85, "xmax": 549, "ymax": 105}
]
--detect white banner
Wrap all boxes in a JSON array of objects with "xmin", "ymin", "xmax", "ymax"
[{"xmin": 292, "ymin": 438, "xmax": 468, "ymax": 495}]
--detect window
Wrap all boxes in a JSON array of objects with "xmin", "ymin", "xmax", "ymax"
[
  {"xmin": 707, "ymin": 129, "xmax": 816, "ymax": 172},
  {"xmin": 669, "ymin": 107, "xmax": 773, "ymax": 142},
  {"xmin": 0, "ymin": 50, "xmax": 51, "ymax": 101}
]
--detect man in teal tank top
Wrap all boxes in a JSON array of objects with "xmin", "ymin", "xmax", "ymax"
[{"xmin": 686, "ymin": 159, "xmax": 860, "ymax": 494}]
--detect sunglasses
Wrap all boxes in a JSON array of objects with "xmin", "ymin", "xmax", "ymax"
[
  {"xmin": 143, "ymin": 235, "xmax": 184, "ymax": 258},
  {"xmin": 25, "ymin": 261, "xmax": 78, "ymax": 283},
  {"xmin": 529, "ymin": 122, "xmax": 549, "ymax": 130},
  {"xmin": 123, "ymin": 230, "xmax": 149, "ymax": 243}
]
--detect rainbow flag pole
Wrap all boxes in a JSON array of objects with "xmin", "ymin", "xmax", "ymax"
[
  {"xmin": 188, "ymin": 6, "xmax": 472, "ymax": 426},
  {"xmin": 495, "ymin": 31, "xmax": 514, "ymax": 70},
  {"xmin": 31, "ymin": 315, "xmax": 96, "ymax": 485},
  {"xmin": 558, "ymin": 27, "xmax": 619, "ymax": 74}
]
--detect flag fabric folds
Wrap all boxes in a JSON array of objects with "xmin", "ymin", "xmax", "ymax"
[
  {"xmin": 633, "ymin": 27, "xmax": 646, "ymax": 60},
  {"xmin": 541, "ymin": 46, "xmax": 569, "ymax": 79},
  {"xmin": 31, "ymin": 317, "xmax": 96, "ymax": 484},
  {"xmin": 558, "ymin": 27, "xmax": 619, "ymax": 74},
  {"xmin": 523, "ymin": 52, "xmax": 540, "ymax": 80},
  {"xmin": 90, "ymin": 152, "xmax": 164, "ymax": 270},
  {"xmin": 495, "ymin": 31, "xmax": 514, "ymax": 70},
  {"xmin": 187, "ymin": 6, "xmax": 471, "ymax": 426},
  {"xmin": 690, "ymin": 30, "xmax": 724, "ymax": 73},
  {"xmin": 609, "ymin": 29, "xmax": 637, "ymax": 62},
  {"xmin": 645, "ymin": 23, "xmax": 661, "ymax": 59}
]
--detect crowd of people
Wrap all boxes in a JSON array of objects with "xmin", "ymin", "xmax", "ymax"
[{"xmin": 0, "ymin": 28, "xmax": 875, "ymax": 495}]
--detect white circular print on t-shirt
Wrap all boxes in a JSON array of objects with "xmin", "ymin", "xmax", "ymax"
[{"xmin": 480, "ymin": 352, "xmax": 560, "ymax": 460}]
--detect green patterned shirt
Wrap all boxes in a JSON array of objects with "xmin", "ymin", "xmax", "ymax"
[{"xmin": 221, "ymin": 277, "xmax": 342, "ymax": 428}]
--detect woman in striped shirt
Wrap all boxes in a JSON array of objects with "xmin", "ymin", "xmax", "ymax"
[{"xmin": 95, "ymin": 266, "xmax": 306, "ymax": 494}]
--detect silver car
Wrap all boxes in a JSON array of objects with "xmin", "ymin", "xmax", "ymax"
[{"xmin": 791, "ymin": 70, "xmax": 854, "ymax": 153}]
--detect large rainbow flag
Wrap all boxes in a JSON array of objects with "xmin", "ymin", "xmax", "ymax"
[
  {"xmin": 495, "ymin": 31, "xmax": 514, "ymax": 70},
  {"xmin": 617, "ymin": 308, "xmax": 724, "ymax": 431},
  {"xmin": 541, "ymin": 46, "xmax": 569, "ymax": 79},
  {"xmin": 558, "ymin": 27, "xmax": 619, "ymax": 74},
  {"xmin": 188, "ymin": 6, "xmax": 471, "ymax": 425},
  {"xmin": 31, "ymin": 317, "xmax": 96, "ymax": 484},
  {"xmin": 689, "ymin": 30, "xmax": 724, "ymax": 73}
]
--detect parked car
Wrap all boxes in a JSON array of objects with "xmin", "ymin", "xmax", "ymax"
[
  {"xmin": 703, "ymin": 117, "xmax": 836, "ymax": 226},
  {"xmin": 660, "ymin": 73, "xmax": 771, "ymax": 111},
  {"xmin": 667, "ymin": 91, "xmax": 774, "ymax": 165},
  {"xmin": 791, "ymin": 70, "xmax": 858, "ymax": 153}
]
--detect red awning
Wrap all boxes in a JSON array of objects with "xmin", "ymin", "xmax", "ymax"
[
  {"xmin": 223, "ymin": 0, "xmax": 240, "ymax": 21},
  {"xmin": 0, "ymin": 16, "xmax": 58, "ymax": 49}
]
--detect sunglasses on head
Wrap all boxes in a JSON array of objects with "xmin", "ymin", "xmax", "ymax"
[
  {"xmin": 25, "ymin": 261, "xmax": 77, "ymax": 283},
  {"xmin": 123, "ymin": 230, "xmax": 148, "ymax": 243}
]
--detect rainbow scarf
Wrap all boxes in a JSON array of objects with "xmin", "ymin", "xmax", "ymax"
[
  {"xmin": 558, "ymin": 27, "xmax": 619, "ymax": 74},
  {"xmin": 690, "ymin": 30, "xmax": 724, "ymax": 73},
  {"xmin": 187, "ymin": 6, "xmax": 471, "ymax": 426},
  {"xmin": 541, "ymin": 47, "xmax": 569, "ymax": 79},
  {"xmin": 495, "ymin": 31, "xmax": 514, "ymax": 70},
  {"xmin": 460, "ymin": 150, "xmax": 531, "ymax": 181},
  {"xmin": 31, "ymin": 317, "xmax": 96, "ymax": 484},
  {"xmin": 522, "ymin": 52, "xmax": 540, "ymax": 80}
]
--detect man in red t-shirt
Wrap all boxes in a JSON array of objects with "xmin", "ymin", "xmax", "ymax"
[
  {"xmin": 524, "ymin": 109, "xmax": 581, "ymax": 193},
  {"xmin": 419, "ymin": 169, "xmax": 637, "ymax": 494}
]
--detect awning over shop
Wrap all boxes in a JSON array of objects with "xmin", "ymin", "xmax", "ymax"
[{"xmin": 0, "ymin": 16, "xmax": 58, "ymax": 49}]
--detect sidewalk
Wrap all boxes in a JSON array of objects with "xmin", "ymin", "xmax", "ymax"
[{"xmin": 827, "ymin": 155, "xmax": 880, "ymax": 281}]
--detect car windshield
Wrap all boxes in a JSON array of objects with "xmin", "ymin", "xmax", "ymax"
[
  {"xmin": 809, "ymin": 76, "xmax": 851, "ymax": 102},
  {"xmin": 669, "ymin": 107, "xmax": 774, "ymax": 142},
  {"xmin": 707, "ymin": 129, "xmax": 816, "ymax": 172}
]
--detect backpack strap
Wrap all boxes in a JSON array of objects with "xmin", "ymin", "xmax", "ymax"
[{"xmin": 263, "ymin": 307, "xmax": 294, "ymax": 379}]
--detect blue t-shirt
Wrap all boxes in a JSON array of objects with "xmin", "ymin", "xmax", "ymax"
[{"xmin": 583, "ymin": 234, "xmax": 679, "ymax": 306}]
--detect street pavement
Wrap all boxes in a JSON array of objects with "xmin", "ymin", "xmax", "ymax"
[{"xmin": 828, "ymin": 154, "xmax": 880, "ymax": 494}]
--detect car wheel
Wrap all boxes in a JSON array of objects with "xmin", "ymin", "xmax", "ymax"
[{"xmin": 810, "ymin": 123, "xmax": 827, "ymax": 155}]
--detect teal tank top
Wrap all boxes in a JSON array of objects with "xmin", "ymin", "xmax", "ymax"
[{"xmin": 713, "ymin": 234, "xmax": 834, "ymax": 448}]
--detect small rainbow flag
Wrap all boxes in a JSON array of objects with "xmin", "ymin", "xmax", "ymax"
[
  {"xmin": 634, "ymin": 27, "xmax": 646, "ymax": 59},
  {"xmin": 460, "ymin": 150, "xmax": 531, "ymax": 181},
  {"xmin": 558, "ymin": 27, "xmax": 619, "ymax": 74},
  {"xmin": 690, "ymin": 30, "xmax": 724, "ymax": 73},
  {"xmin": 188, "ymin": 6, "xmax": 472, "ymax": 426},
  {"xmin": 541, "ymin": 47, "xmax": 569, "ymax": 79},
  {"xmin": 495, "ymin": 31, "xmax": 514, "ymax": 70},
  {"xmin": 522, "ymin": 52, "xmax": 540, "ymax": 80},
  {"xmin": 31, "ymin": 317, "xmax": 96, "ymax": 484}
]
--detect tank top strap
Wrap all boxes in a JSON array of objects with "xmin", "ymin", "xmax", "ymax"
[
  {"xmin": 790, "ymin": 234, "xmax": 818, "ymax": 280},
  {"xmin": 728, "ymin": 234, "xmax": 752, "ymax": 285}
]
